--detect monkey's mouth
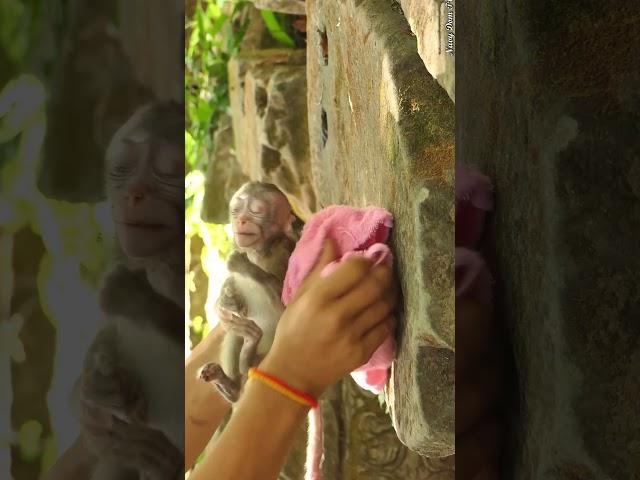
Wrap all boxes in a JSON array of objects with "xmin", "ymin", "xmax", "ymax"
[
  {"xmin": 119, "ymin": 221, "xmax": 169, "ymax": 230},
  {"xmin": 235, "ymin": 232, "xmax": 260, "ymax": 246}
]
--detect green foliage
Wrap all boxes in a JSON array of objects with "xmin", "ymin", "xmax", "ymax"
[
  {"xmin": 17, "ymin": 420, "xmax": 43, "ymax": 461},
  {"xmin": 185, "ymin": 0, "xmax": 298, "ymax": 173},
  {"xmin": 185, "ymin": 0, "xmax": 251, "ymax": 173},
  {"xmin": 185, "ymin": 1, "xmax": 300, "ymax": 347},
  {"xmin": 260, "ymin": 11, "xmax": 295, "ymax": 48},
  {"xmin": 0, "ymin": 0, "xmax": 40, "ymax": 65},
  {"xmin": 378, "ymin": 391, "xmax": 390, "ymax": 413}
]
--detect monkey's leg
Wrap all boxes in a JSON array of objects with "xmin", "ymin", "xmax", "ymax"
[
  {"xmin": 225, "ymin": 314, "xmax": 264, "ymax": 376},
  {"xmin": 200, "ymin": 363, "xmax": 240, "ymax": 404}
]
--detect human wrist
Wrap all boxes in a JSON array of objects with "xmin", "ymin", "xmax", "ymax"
[{"xmin": 259, "ymin": 352, "xmax": 325, "ymax": 400}]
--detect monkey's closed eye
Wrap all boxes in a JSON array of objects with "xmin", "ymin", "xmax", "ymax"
[
  {"xmin": 108, "ymin": 166, "xmax": 132, "ymax": 178},
  {"xmin": 249, "ymin": 202, "xmax": 267, "ymax": 215}
]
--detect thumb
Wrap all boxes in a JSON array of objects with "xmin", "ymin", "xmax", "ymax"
[{"xmin": 310, "ymin": 238, "xmax": 337, "ymax": 276}]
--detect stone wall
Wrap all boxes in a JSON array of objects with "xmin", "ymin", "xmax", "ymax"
[
  {"xmin": 307, "ymin": 0, "xmax": 455, "ymax": 459},
  {"xmin": 458, "ymin": 1, "xmax": 640, "ymax": 479},
  {"xmin": 397, "ymin": 0, "xmax": 455, "ymax": 102},
  {"xmin": 228, "ymin": 49, "xmax": 317, "ymax": 219}
]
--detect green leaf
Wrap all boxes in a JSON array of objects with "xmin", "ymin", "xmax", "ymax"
[
  {"xmin": 185, "ymin": 130, "xmax": 197, "ymax": 169},
  {"xmin": 260, "ymin": 10, "xmax": 295, "ymax": 48},
  {"xmin": 18, "ymin": 420, "xmax": 43, "ymax": 461},
  {"xmin": 210, "ymin": 13, "xmax": 229, "ymax": 37}
]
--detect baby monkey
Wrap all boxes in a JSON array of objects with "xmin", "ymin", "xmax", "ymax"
[{"xmin": 200, "ymin": 182, "xmax": 297, "ymax": 403}]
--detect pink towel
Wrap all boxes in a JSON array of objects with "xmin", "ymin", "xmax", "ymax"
[
  {"xmin": 282, "ymin": 206, "xmax": 396, "ymax": 394},
  {"xmin": 456, "ymin": 163, "xmax": 493, "ymax": 303}
]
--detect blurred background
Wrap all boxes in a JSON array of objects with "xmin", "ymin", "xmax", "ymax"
[
  {"xmin": 0, "ymin": 0, "xmax": 182, "ymax": 478},
  {"xmin": 0, "ymin": 1, "xmax": 303, "ymax": 478}
]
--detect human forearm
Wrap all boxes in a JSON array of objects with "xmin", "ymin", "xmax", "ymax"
[
  {"xmin": 189, "ymin": 367, "xmax": 308, "ymax": 480},
  {"xmin": 185, "ymin": 325, "xmax": 231, "ymax": 469},
  {"xmin": 184, "ymin": 392, "xmax": 230, "ymax": 470},
  {"xmin": 41, "ymin": 435, "xmax": 96, "ymax": 480}
]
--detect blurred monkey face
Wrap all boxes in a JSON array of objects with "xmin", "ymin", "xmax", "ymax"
[{"xmin": 106, "ymin": 135, "xmax": 184, "ymax": 259}]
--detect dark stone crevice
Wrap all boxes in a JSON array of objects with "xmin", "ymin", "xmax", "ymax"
[
  {"xmin": 321, "ymin": 108, "xmax": 328, "ymax": 148},
  {"xmin": 318, "ymin": 28, "xmax": 329, "ymax": 65}
]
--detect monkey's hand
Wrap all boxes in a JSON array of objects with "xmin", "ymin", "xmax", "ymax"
[
  {"xmin": 226, "ymin": 250, "xmax": 251, "ymax": 273},
  {"xmin": 81, "ymin": 348, "xmax": 147, "ymax": 424}
]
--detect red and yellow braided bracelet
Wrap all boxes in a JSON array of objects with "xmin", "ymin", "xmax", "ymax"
[{"xmin": 248, "ymin": 367, "xmax": 319, "ymax": 409}]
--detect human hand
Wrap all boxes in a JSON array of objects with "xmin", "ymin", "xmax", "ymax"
[
  {"xmin": 80, "ymin": 403, "xmax": 183, "ymax": 479},
  {"xmin": 455, "ymin": 298, "xmax": 506, "ymax": 479},
  {"xmin": 261, "ymin": 239, "xmax": 398, "ymax": 398}
]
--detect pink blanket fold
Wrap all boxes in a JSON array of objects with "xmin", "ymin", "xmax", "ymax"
[
  {"xmin": 456, "ymin": 163, "xmax": 494, "ymax": 303},
  {"xmin": 282, "ymin": 206, "xmax": 396, "ymax": 394}
]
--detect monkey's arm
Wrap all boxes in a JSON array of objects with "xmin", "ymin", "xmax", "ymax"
[
  {"xmin": 101, "ymin": 264, "xmax": 184, "ymax": 342},
  {"xmin": 185, "ymin": 323, "xmax": 232, "ymax": 470}
]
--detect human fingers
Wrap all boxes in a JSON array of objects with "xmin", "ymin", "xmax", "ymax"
[
  {"xmin": 313, "ymin": 255, "xmax": 374, "ymax": 302},
  {"xmin": 109, "ymin": 419, "xmax": 182, "ymax": 475},
  {"xmin": 82, "ymin": 371, "xmax": 122, "ymax": 399},
  {"xmin": 456, "ymin": 353, "xmax": 505, "ymax": 435},
  {"xmin": 334, "ymin": 263, "xmax": 395, "ymax": 323},
  {"xmin": 292, "ymin": 239, "xmax": 338, "ymax": 302},
  {"xmin": 349, "ymin": 289, "xmax": 397, "ymax": 341},
  {"xmin": 359, "ymin": 317, "xmax": 397, "ymax": 364},
  {"xmin": 455, "ymin": 418, "xmax": 502, "ymax": 479},
  {"xmin": 79, "ymin": 405, "xmax": 117, "ymax": 455},
  {"xmin": 79, "ymin": 402, "xmax": 113, "ymax": 430}
]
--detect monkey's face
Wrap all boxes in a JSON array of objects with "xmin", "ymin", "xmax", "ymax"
[
  {"xmin": 229, "ymin": 186, "xmax": 292, "ymax": 251},
  {"xmin": 107, "ymin": 136, "xmax": 184, "ymax": 258}
]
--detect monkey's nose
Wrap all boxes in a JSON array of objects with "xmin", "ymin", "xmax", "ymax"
[
  {"xmin": 127, "ymin": 192, "xmax": 145, "ymax": 205},
  {"xmin": 126, "ymin": 183, "xmax": 149, "ymax": 203}
]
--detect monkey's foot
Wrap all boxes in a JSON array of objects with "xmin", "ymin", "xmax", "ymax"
[
  {"xmin": 199, "ymin": 362, "xmax": 225, "ymax": 382},
  {"xmin": 199, "ymin": 363, "xmax": 240, "ymax": 403}
]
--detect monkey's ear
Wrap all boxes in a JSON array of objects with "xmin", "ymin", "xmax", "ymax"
[{"xmin": 289, "ymin": 214, "xmax": 304, "ymax": 239}]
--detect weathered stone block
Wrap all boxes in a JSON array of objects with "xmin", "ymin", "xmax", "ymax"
[
  {"xmin": 228, "ymin": 49, "xmax": 317, "ymax": 219},
  {"xmin": 250, "ymin": 0, "xmax": 306, "ymax": 15},
  {"xmin": 458, "ymin": 1, "xmax": 640, "ymax": 478},
  {"xmin": 397, "ymin": 0, "xmax": 455, "ymax": 102},
  {"xmin": 240, "ymin": 5, "xmax": 285, "ymax": 51},
  {"xmin": 201, "ymin": 114, "xmax": 250, "ymax": 224},
  {"xmin": 306, "ymin": 380, "xmax": 454, "ymax": 479},
  {"xmin": 307, "ymin": 0, "xmax": 455, "ymax": 457}
]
